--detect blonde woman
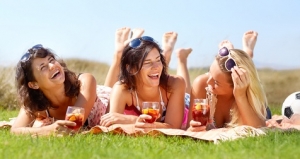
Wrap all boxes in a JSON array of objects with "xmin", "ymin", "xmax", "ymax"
[{"xmin": 188, "ymin": 31, "xmax": 270, "ymax": 131}]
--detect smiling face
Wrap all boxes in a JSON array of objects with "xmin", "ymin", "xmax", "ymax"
[
  {"xmin": 120, "ymin": 39, "xmax": 168, "ymax": 90},
  {"xmin": 137, "ymin": 48, "xmax": 163, "ymax": 87},
  {"xmin": 29, "ymin": 55, "xmax": 65, "ymax": 90},
  {"xmin": 206, "ymin": 59, "xmax": 233, "ymax": 95}
]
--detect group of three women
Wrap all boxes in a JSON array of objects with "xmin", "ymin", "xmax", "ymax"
[{"xmin": 11, "ymin": 27, "xmax": 270, "ymax": 136}]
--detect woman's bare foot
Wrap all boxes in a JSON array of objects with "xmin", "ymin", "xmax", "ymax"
[
  {"xmin": 114, "ymin": 28, "xmax": 144, "ymax": 60},
  {"xmin": 105, "ymin": 27, "xmax": 132, "ymax": 87},
  {"xmin": 242, "ymin": 30, "xmax": 258, "ymax": 58},
  {"xmin": 130, "ymin": 28, "xmax": 144, "ymax": 41},
  {"xmin": 219, "ymin": 40, "xmax": 234, "ymax": 50},
  {"xmin": 176, "ymin": 48, "xmax": 192, "ymax": 93},
  {"xmin": 176, "ymin": 48, "xmax": 192, "ymax": 63},
  {"xmin": 115, "ymin": 27, "xmax": 131, "ymax": 58},
  {"xmin": 162, "ymin": 32, "xmax": 178, "ymax": 65}
]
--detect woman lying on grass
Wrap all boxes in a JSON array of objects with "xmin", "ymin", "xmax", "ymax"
[
  {"xmin": 100, "ymin": 27, "xmax": 186, "ymax": 129},
  {"xmin": 11, "ymin": 45, "xmax": 107, "ymax": 136},
  {"xmin": 188, "ymin": 31, "xmax": 272, "ymax": 132}
]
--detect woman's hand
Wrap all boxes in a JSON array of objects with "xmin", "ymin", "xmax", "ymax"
[
  {"xmin": 231, "ymin": 66, "xmax": 250, "ymax": 98},
  {"xmin": 100, "ymin": 112, "xmax": 137, "ymax": 127},
  {"xmin": 135, "ymin": 114, "xmax": 157, "ymax": 128},
  {"xmin": 187, "ymin": 120, "xmax": 206, "ymax": 132},
  {"xmin": 48, "ymin": 120, "xmax": 76, "ymax": 136}
]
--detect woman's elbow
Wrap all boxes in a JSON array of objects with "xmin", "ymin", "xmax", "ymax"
[{"xmin": 10, "ymin": 127, "xmax": 20, "ymax": 134}]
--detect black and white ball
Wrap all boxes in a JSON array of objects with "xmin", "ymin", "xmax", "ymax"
[{"xmin": 282, "ymin": 91, "xmax": 300, "ymax": 118}]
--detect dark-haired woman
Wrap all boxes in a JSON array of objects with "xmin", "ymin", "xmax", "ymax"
[
  {"xmin": 11, "ymin": 45, "xmax": 107, "ymax": 136},
  {"xmin": 100, "ymin": 33, "xmax": 186, "ymax": 129}
]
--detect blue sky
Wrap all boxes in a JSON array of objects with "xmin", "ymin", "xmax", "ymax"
[{"xmin": 0, "ymin": 1, "xmax": 299, "ymax": 69}]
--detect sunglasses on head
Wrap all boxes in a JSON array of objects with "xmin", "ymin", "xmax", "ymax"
[
  {"xmin": 20, "ymin": 44, "xmax": 43, "ymax": 62},
  {"xmin": 218, "ymin": 47, "xmax": 236, "ymax": 72},
  {"xmin": 129, "ymin": 36, "xmax": 156, "ymax": 48}
]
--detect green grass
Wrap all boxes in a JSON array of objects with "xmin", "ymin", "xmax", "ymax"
[
  {"xmin": 1, "ymin": 108, "xmax": 300, "ymax": 159},
  {"xmin": 1, "ymin": 123, "xmax": 300, "ymax": 159}
]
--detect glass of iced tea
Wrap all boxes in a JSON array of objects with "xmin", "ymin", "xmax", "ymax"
[
  {"xmin": 192, "ymin": 99, "xmax": 210, "ymax": 126},
  {"xmin": 142, "ymin": 102, "xmax": 160, "ymax": 123},
  {"xmin": 65, "ymin": 106, "xmax": 85, "ymax": 131}
]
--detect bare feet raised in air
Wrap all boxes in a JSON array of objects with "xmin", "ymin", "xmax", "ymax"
[
  {"xmin": 114, "ymin": 27, "xmax": 144, "ymax": 59},
  {"xmin": 105, "ymin": 27, "xmax": 145, "ymax": 88},
  {"xmin": 176, "ymin": 48, "xmax": 192, "ymax": 93},
  {"xmin": 162, "ymin": 32, "xmax": 178, "ymax": 65},
  {"xmin": 176, "ymin": 48, "xmax": 192, "ymax": 63},
  {"xmin": 114, "ymin": 27, "xmax": 131, "ymax": 58},
  {"xmin": 242, "ymin": 30, "xmax": 258, "ymax": 58},
  {"xmin": 219, "ymin": 40, "xmax": 234, "ymax": 50},
  {"xmin": 130, "ymin": 28, "xmax": 144, "ymax": 41}
]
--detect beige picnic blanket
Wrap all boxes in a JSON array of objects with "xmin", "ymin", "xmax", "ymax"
[
  {"xmin": 2, "ymin": 114, "xmax": 300, "ymax": 144},
  {"xmin": 85, "ymin": 124, "xmax": 265, "ymax": 144}
]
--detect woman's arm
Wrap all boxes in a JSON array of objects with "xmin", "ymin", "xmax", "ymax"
[
  {"xmin": 136, "ymin": 76, "xmax": 185, "ymax": 129},
  {"xmin": 76, "ymin": 73, "xmax": 97, "ymax": 122},
  {"xmin": 11, "ymin": 107, "xmax": 75, "ymax": 136},
  {"xmin": 187, "ymin": 74, "xmax": 208, "ymax": 131},
  {"xmin": 100, "ymin": 83, "xmax": 138, "ymax": 126},
  {"xmin": 231, "ymin": 67, "xmax": 265, "ymax": 127},
  {"xmin": 162, "ymin": 75, "xmax": 186, "ymax": 129}
]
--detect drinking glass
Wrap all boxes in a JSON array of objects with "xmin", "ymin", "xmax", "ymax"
[
  {"xmin": 192, "ymin": 99, "xmax": 210, "ymax": 126},
  {"xmin": 65, "ymin": 106, "xmax": 85, "ymax": 131},
  {"xmin": 142, "ymin": 102, "xmax": 160, "ymax": 123}
]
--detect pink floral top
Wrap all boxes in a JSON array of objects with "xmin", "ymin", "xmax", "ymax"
[{"xmin": 86, "ymin": 85, "xmax": 111, "ymax": 127}]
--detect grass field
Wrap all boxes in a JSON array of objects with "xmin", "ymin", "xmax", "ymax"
[
  {"xmin": 1, "ymin": 109, "xmax": 300, "ymax": 159},
  {"xmin": 1, "ymin": 59, "xmax": 300, "ymax": 159}
]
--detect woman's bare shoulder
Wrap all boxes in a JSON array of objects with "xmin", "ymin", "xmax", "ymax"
[
  {"xmin": 167, "ymin": 75, "xmax": 185, "ymax": 87},
  {"xmin": 193, "ymin": 73, "xmax": 209, "ymax": 87},
  {"xmin": 78, "ymin": 73, "xmax": 96, "ymax": 81},
  {"xmin": 111, "ymin": 82, "xmax": 133, "ymax": 96}
]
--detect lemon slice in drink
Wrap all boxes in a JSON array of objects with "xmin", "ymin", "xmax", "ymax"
[
  {"xmin": 142, "ymin": 109, "xmax": 149, "ymax": 114},
  {"xmin": 68, "ymin": 115, "xmax": 77, "ymax": 122},
  {"xmin": 195, "ymin": 103, "xmax": 201, "ymax": 110}
]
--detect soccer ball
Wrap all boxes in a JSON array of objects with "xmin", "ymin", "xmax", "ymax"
[{"xmin": 282, "ymin": 91, "xmax": 300, "ymax": 118}]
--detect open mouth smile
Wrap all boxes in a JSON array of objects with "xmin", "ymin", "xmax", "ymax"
[{"xmin": 51, "ymin": 70, "xmax": 61, "ymax": 79}]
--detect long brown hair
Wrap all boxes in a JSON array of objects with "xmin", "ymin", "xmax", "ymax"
[
  {"xmin": 119, "ymin": 40, "xmax": 170, "ymax": 92},
  {"xmin": 15, "ymin": 46, "xmax": 81, "ymax": 116}
]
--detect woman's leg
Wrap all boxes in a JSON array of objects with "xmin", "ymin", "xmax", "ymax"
[
  {"xmin": 104, "ymin": 28, "xmax": 144, "ymax": 87},
  {"xmin": 219, "ymin": 40, "xmax": 234, "ymax": 49},
  {"xmin": 242, "ymin": 30, "xmax": 258, "ymax": 58},
  {"xmin": 161, "ymin": 32, "xmax": 178, "ymax": 66},
  {"xmin": 176, "ymin": 48, "xmax": 192, "ymax": 94}
]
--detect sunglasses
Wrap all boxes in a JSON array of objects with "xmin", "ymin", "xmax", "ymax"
[
  {"xmin": 218, "ymin": 47, "xmax": 236, "ymax": 72},
  {"xmin": 20, "ymin": 44, "xmax": 43, "ymax": 62},
  {"xmin": 129, "ymin": 36, "xmax": 156, "ymax": 48}
]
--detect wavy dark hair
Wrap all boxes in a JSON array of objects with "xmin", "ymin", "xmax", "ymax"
[
  {"xmin": 15, "ymin": 46, "xmax": 81, "ymax": 116},
  {"xmin": 119, "ymin": 40, "xmax": 170, "ymax": 91}
]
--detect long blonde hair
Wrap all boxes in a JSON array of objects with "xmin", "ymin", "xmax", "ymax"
[{"xmin": 217, "ymin": 49, "xmax": 267, "ymax": 127}]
